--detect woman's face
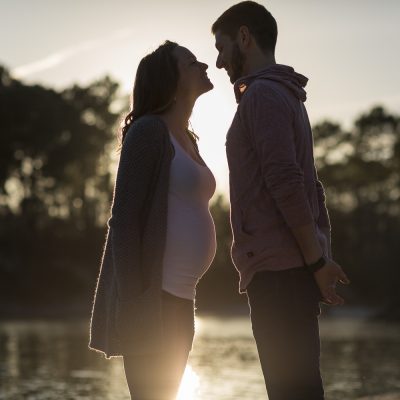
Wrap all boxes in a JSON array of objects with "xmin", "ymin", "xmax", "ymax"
[{"xmin": 173, "ymin": 46, "xmax": 213, "ymax": 100}]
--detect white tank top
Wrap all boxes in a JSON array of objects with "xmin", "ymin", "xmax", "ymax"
[{"xmin": 162, "ymin": 133, "xmax": 217, "ymax": 300}]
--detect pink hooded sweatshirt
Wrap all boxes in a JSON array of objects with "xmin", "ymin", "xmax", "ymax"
[{"xmin": 226, "ymin": 64, "xmax": 330, "ymax": 292}]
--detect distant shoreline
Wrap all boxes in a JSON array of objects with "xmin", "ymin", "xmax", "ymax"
[{"xmin": 1, "ymin": 302, "xmax": 399, "ymax": 322}]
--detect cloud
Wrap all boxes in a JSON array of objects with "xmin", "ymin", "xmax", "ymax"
[{"xmin": 11, "ymin": 28, "xmax": 134, "ymax": 79}]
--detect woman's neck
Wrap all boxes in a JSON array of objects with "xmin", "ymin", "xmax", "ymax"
[{"xmin": 160, "ymin": 96, "xmax": 195, "ymax": 138}]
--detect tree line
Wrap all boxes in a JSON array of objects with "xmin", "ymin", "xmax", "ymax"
[{"xmin": 0, "ymin": 66, "xmax": 399, "ymax": 318}]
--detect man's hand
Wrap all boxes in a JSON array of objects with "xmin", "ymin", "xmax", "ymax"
[{"xmin": 313, "ymin": 260, "xmax": 350, "ymax": 305}]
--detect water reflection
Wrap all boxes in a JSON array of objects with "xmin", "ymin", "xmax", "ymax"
[{"xmin": 0, "ymin": 317, "xmax": 399, "ymax": 399}]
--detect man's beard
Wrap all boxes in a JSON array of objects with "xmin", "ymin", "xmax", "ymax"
[{"xmin": 230, "ymin": 43, "xmax": 245, "ymax": 83}]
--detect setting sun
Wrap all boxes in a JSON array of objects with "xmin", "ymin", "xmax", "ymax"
[{"xmin": 177, "ymin": 365, "xmax": 200, "ymax": 400}]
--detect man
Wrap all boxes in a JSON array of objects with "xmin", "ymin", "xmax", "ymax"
[{"xmin": 212, "ymin": 2, "xmax": 350, "ymax": 399}]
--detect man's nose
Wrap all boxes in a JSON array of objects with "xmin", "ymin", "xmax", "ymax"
[{"xmin": 216, "ymin": 54, "xmax": 224, "ymax": 69}]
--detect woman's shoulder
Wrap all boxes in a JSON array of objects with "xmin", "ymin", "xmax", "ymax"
[
  {"xmin": 126, "ymin": 114, "xmax": 169, "ymax": 143},
  {"xmin": 120, "ymin": 115, "xmax": 171, "ymax": 160}
]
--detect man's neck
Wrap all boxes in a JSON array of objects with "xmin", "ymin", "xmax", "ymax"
[{"xmin": 244, "ymin": 52, "xmax": 276, "ymax": 77}]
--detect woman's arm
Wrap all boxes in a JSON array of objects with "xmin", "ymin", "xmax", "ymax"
[{"xmin": 108, "ymin": 117, "xmax": 165, "ymax": 301}]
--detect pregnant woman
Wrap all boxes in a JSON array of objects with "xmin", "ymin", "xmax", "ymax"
[{"xmin": 89, "ymin": 41, "xmax": 216, "ymax": 400}]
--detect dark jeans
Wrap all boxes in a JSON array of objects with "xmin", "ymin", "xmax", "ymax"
[
  {"xmin": 246, "ymin": 267, "xmax": 325, "ymax": 400},
  {"xmin": 123, "ymin": 290, "xmax": 194, "ymax": 400}
]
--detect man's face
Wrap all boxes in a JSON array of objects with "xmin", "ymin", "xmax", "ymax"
[{"xmin": 214, "ymin": 30, "xmax": 245, "ymax": 84}]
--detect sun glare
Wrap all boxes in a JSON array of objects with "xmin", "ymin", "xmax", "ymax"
[{"xmin": 176, "ymin": 365, "xmax": 199, "ymax": 400}]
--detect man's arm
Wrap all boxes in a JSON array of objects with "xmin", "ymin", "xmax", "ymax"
[
  {"xmin": 241, "ymin": 86, "xmax": 314, "ymax": 229},
  {"xmin": 241, "ymin": 85, "xmax": 349, "ymax": 304},
  {"xmin": 291, "ymin": 223, "xmax": 349, "ymax": 305},
  {"xmin": 316, "ymin": 177, "xmax": 332, "ymax": 258}
]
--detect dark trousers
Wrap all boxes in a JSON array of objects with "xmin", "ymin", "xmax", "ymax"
[
  {"xmin": 123, "ymin": 291, "xmax": 194, "ymax": 400},
  {"xmin": 246, "ymin": 267, "xmax": 325, "ymax": 400}
]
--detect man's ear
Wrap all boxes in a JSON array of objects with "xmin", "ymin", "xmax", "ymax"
[{"xmin": 237, "ymin": 25, "xmax": 251, "ymax": 51}]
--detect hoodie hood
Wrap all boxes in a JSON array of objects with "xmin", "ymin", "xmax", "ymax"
[{"xmin": 234, "ymin": 64, "xmax": 308, "ymax": 103}]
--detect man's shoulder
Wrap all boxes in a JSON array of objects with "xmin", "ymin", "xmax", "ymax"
[
  {"xmin": 241, "ymin": 79, "xmax": 285, "ymax": 104},
  {"xmin": 239, "ymin": 79, "xmax": 291, "ymax": 116}
]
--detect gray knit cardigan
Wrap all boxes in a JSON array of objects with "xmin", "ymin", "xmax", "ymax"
[{"xmin": 89, "ymin": 115, "xmax": 174, "ymax": 358}]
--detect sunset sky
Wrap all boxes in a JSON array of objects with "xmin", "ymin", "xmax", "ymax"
[{"xmin": 1, "ymin": 0, "xmax": 399, "ymax": 194}]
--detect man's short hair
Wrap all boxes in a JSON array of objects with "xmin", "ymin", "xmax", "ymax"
[{"xmin": 212, "ymin": 1, "xmax": 278, "ymax": 54}]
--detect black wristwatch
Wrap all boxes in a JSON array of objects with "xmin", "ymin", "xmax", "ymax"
[{"xmin": 307, "ymin": 255, "xmax": 327, "ymax": 273}]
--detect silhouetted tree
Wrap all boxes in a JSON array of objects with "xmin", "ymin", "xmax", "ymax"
[
  {"xmin": 0, "ymin": 66, "xmax": 120, "ymax": 312},
  {"xmin": 313, "ymin": 106, "xmax": 400, "ymax": 318},
  {"xmin": 196, "ymin": 194, "xmax": 247, "ymax": 312}
]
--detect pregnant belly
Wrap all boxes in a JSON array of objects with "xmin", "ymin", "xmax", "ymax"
[{"xmin": 163, "ymin": 204, "xmax": 216, "ymax": 277}]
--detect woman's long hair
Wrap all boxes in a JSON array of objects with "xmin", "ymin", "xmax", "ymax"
[{"xmin": 119, "ymin": 40, "xmax": 198, "ymax": 149}]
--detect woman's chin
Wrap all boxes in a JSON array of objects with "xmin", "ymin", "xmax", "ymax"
[
  {"xmin": 195, "ymin": 82, "xmax": 214, "ymax": 99},
  {"xmin": 203, "ymin": 81, "xmax": 214, "ymax": 92}
]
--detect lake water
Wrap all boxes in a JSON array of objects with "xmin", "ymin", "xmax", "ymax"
[{"xmin": 0, "ymin": 315, "xmax": 399, "ymax": 399}]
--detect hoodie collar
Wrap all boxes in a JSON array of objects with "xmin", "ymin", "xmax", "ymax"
[{"xmin": 234, "ymin": 64, "xmax": 309, "ymax": 103}]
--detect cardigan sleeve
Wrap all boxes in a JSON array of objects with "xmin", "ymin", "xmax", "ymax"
[{"xmin": 108, "ymin": 117, "xmax": 165, "ymax": 301}]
